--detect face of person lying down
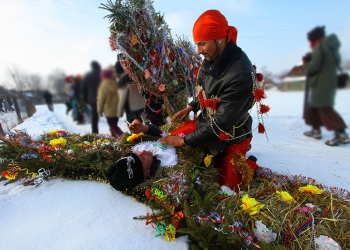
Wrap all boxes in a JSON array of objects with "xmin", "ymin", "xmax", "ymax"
[{"xmin": 134, "ymin": 150, "xmax": 153, "ymax": 178}]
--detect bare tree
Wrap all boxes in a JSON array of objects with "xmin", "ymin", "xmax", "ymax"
[
  {"xmin": 7, "ymin": 65, "xmax": 27, "ymax": 93},
  {"xmin": 26, "ymin": 73, "xmax": 43, "ymax": 91},
  {"xmin": 47, "ymin": 69, "xmax": 66, "ymax": 102},
  {"xmin": 277, "ymin": 69, "xmax": 290, "ymax": 80}
]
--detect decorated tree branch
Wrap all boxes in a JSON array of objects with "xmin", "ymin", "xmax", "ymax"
[{"xmin": 100, "ymin": 0, "xmax": 201, "ymax": 118}]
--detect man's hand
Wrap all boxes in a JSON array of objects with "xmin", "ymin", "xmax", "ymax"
[
  {"xmin": 171, "ymin": 106, "xmax": 193, "ymax": 122},
  {"xmin": 129, "ymin": 119, "xmax": 149, "ymax": 134},
  {"xmin": 158, "ymin": 135, "xmax": 185, "ymax": 147}
]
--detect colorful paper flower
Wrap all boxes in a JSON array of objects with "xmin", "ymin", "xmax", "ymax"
[
  {"xmin": 298, "ymin": 206, "xmax": 313, "ymax": 213},
  {"xmin": 298, "ymin": 184, "xmax": 324, "ymax": 195},
  {"xmin": 131, "ymin": 34, "xmax": 138, "ymax": 45},
  {"xmin": 158, "ymin": 83, "xmax": 165, "ymax": 92},
  {"xmin": 220, "ymin": 185, "xmax": 236, "ymax": 196},
  {"xmin": 240, "ymin": 194, "xmax": 265, "ymax": 216},
  {"xmin": 49, "ymin": 129, "xmax": 67, "ymax": 137},
  {"xmin": 315, "ymin": 235, "xmax": 341, "ymax": 250},
  {"xmin": 1, "ymin": 169, "xmax": 19, "ymax": 180},
  {"xmin": 253, "ymin": 220, "xmax": 277, "ymax": 243},
  {"xmin": 126, "ymin": 133, "xmax": 144, "ymax": 142},
  {"xmin": 49, "ymin": 137, "xmax": 67, "ymax": 147},
  {"xmin": 276, "ymin": 190, "xmax": 294, "ymax": 203},
  {"xmin": 204, "ymin": 154, "xmax": 213, "ymax": 167}
]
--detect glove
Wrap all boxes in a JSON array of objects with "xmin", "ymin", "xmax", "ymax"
[{"xmin": 302, "ymin": 53, "xmax": 312, "ymax": 63}]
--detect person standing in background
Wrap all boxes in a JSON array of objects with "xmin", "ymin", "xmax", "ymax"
[
  {"xmin": 114, "ymin": 60, "xmax": 147, "ymax": 124},
  {"xmin": 43, "ymin": 90, "xmax": 54, "ymax": 112},
  {"xmin": 97, "ymin": 69, "xmax": 123, "ymax": 137},
  {"xmin": 302, "ymin": 26, "xmax": 349, "ymax": 146},
  {"xmin": 72, "ymin": 75, "xmax": 86, "ymax": 125},
  {"xmin": 82, "ymin": 61, "xmax": 101, "ymax": 134}
]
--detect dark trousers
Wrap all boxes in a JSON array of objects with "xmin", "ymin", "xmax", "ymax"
[
  {"xmin": 106, "ymin": 117, "xmax": 123, "ymax": 137},
  {"xmin": 90, "ymin": 102, "xmax": 99, "ymax": 134},
  {"xmin": 304, "ymin": 107, "xmax": 347, "ymax": 131},
  {"xmin": 47, "ymin": 102, "xmax": 54, "ymax": 112}
]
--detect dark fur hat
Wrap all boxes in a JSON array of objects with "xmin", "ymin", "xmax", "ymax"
[
  {"xmin": 106, "ymin": 153, "xmax": 144, "ymax": 192},
  {"xmin": 307, "ymin": 26, "xmax": 325, "ymax": 42},
  {"xmin": 114, "ymin": 61, "xmax": 125, "ymax": 75}
]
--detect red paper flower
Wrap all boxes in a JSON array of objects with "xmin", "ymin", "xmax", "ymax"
[
  {"xmin": 256, "ymin": 73, "xmax": 264, "ymax": 82},
  {"xmin": 254, "ymin": 88, "xmax": 266, "ymax": 102},
  {"xmin": 259, "ymin": 104, "xmax": 270, "ymax": 114},
  {"xmin": 109, "ymin": 36, "xmax": 117, "ymax": 51},
  {"xmin": 145, "ymin": 188, "xmax": 151, "ymax": 199},
  {"xmin": 136, "ymin": 53, "xmax": 143, "ymax": 61},
  {"xmin": 150, "ymin": 49, "xmax": 157, "ymax": 56},
  {"xmin": 219, "ymin": 131, "xmax": 229, "ymax": 141},
  {"xmin": 258, "ymin": 123, "xmax": 265, "ymax": 134}
]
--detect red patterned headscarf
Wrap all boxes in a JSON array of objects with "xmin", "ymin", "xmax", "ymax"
[{"xmin": 192, "ymin": 10, "xmax": 237, "ymax": 44}]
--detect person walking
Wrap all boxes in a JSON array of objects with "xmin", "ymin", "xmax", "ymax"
[
  {"xmin": 97, "ymin": 69, "xmax": 123, "ymax": 137},
  {"xmin": 302, "ymin": 26, "xmax": 349, "ymax": 146},
  {"xmin": 82, "ymin": 61, "xmax": 101, "ymax": 134},
  {"xmin": 43, "ymin": 90, "xmax": 54, "ymax": 111},
  {"xmin": 115, "ymin": 60, "xmax": 147, "ymax": 124},
  {"xmin": 158, "ymin": 10, "xmax": 259, "ymax": 190}
]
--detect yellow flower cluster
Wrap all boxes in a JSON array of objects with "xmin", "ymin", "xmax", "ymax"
[
  {"xmin": 240, "ymin": 194, "xmax": 265, "ymax": 216},
  {"xmin": 203, "ymin": 154, "xmax": 213, "ymax": 167},
  {"xmin": 298, "ymin": 184, "xmax": 324, "ymax": 194},
  {"xmin": 49, "ymin": 137, "xmax": 67, "ymax": 147},
  {"xmin": 126, "ymin": 133, "xmax": 144, "ymax": 142},
  {"xmin": 276, "ymin": 190, "xmax": 294, "ymax": 203}
]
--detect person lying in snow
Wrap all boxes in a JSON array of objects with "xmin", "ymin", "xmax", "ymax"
[
  {"xmin": 106, "ymin": 119, "xmax": 177, "ymax": 192},
  {"xmin": 106, "ymin": 119, "xmax": 258, "ymax": 192}
]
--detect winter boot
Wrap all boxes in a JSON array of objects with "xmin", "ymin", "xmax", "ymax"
[
  {"xmin": 303, "ymin": 129, "xmax": 322, "ymax": 139},
  {"xmin": 325, "ymin": 132, "xmax": 350, "ymax": 146}
]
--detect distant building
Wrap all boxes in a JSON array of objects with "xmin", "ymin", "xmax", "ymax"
[
  {"xmin": 280, "ymin": 63, "xmax": 349, "ymax": 91},
  {"xmin": 280, "ymin": 64, "xmax": 306, "ymax": 91}
]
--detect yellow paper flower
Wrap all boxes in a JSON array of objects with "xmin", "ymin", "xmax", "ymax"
[
  {"xmin": 49, "ymin": 129, "xmax": 59, "ymax": 135},
  {"xmin": 298, "ymin": 185, "xmax": 324, "ymax": 195},
  {"xmin": 127, "ymin": 133, "xmax": 144, "ymax": 142},
  {"xmin": 49, "ymin": 137, "xmax": 67, "ymax": 147},
  {"xmin": 131, "ymin": 34, "xmax": 138, "ymax": 45},
  {"xmin": 204, "ymin": 154, "xmax": 213, "ymax": 167},
  {"xmin": 240, "ymin": 194, "xmax": 265, "ymax": 216},
  {"xmin": 276, "ymin": 190, "xmax": 294, "ymax": 203}
]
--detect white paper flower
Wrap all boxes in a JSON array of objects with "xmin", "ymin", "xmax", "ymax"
[
  {"xmin": 315, "ymin": 235, "xmax": 341, "ymax": 250},
  {"xmin": 220, "ymin": 185, "xmax": 237, "ymax": 196},
  {"xmin": 253, "ymin": 220, "xmax": 277, "ymax": 243}
]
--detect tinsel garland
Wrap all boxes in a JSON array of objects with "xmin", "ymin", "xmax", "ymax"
[{"xmin": 100, "ymin": 0, "xmax": 202, "ymax": 117}]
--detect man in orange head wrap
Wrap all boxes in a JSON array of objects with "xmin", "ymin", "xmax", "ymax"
[{"xmin": 158, "ymin": 10, "xmax": 259, "ymax": 190}]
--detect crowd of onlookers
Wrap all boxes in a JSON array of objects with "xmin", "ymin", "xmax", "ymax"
[
  {"xmin": 62, "ymin": 58, "xmax": 166, "ymax": 137},
  {"xmin": 0, "ymin": 96, "xmax": 15, "ymax": 113}
]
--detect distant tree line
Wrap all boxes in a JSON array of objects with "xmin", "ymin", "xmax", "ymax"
[{"xmin": 3, "ymin": 65, "xmax": 68, "ymax": 104}]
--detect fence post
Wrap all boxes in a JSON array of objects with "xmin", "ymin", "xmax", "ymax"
[
  {"xmin": 12, "ymin": 97, "xmax": 23, "ymax": 124},
  {"xmin": 0, "ymin": 123, "xmax": 4, "ymax": 136}
]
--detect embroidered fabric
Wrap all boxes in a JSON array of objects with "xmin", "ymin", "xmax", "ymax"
[{"xmin": 131, "ymin": 141, "xmax": 178, "ymax": 167}]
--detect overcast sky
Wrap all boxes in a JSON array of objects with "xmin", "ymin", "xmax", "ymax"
[{"xmin": 1, "ymin": 0, "xmax": 350, "ymax": 88}]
